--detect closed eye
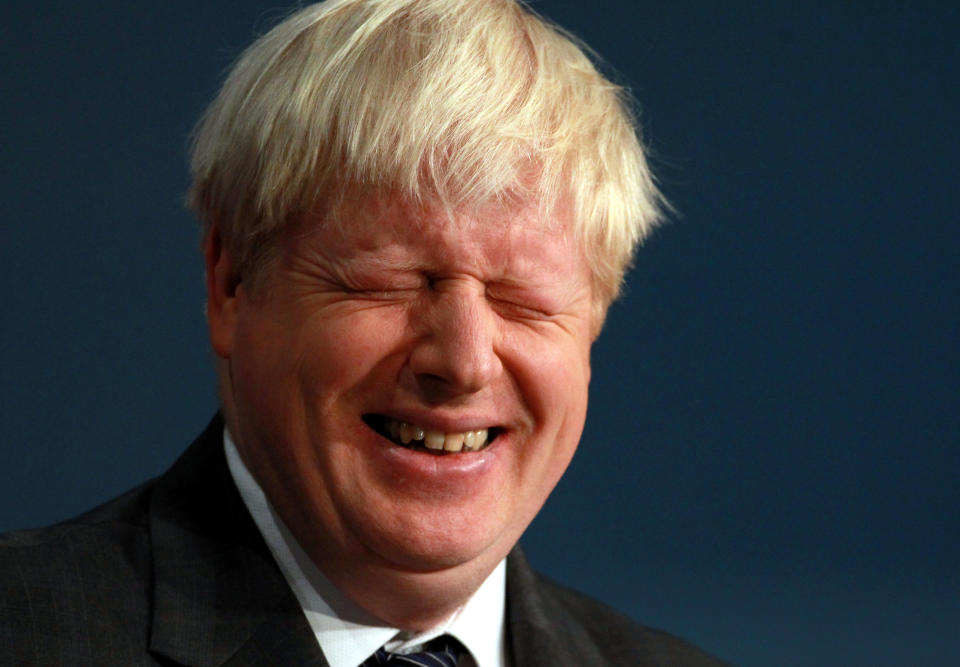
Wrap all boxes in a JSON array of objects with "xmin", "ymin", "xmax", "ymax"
[
  {"xmin": 347, "ymin": 286, "xmax": 422, "ymax": 300},
  {"xmin": 335, "ymin": 273, "xmax": 427, "ymax": 299},
  {"xmin": 486, "ymin": 293, "xmax": 555, "ymax": 321}
]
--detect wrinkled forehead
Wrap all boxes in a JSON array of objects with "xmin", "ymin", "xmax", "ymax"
[{"xmin": 291, "ymin": 191, "xmax": 576, "ymax": 251}]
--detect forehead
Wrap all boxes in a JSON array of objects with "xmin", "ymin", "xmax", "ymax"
[{"xmin": 292, "ymin": 195, "xmax": 582, "ymax": 276}]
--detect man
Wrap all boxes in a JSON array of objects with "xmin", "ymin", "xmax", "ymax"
[{"xmin": 1, "ymin": 0, "xmax": 726, "ymax": 664}]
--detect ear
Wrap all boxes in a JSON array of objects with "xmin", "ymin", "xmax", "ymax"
[{"xmin": 204, "ymin": 225, "xmax": 240, "ymax": 359}]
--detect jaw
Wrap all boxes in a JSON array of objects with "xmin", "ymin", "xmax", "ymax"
[{"xmin": 227, "ymin": 397, "xmax": 566, "ymax": 630}]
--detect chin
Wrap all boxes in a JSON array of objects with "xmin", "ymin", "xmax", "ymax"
[{"xmin": 361, "ymin": 514, "xmax": 512, "ymax": 575}]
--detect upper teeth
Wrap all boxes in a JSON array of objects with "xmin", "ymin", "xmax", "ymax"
[{"xmin": 385, "ymin": 420, "xmax": 490, "ymax": 452}]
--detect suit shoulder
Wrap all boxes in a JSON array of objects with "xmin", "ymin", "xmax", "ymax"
[
  {"xmin": 0, "ymin": 481, "xmax": 156, "ymax": 657},
  {"xmin": 0, "ymin": 478, "xmax": 154, "ymax": 583},
  {"xmin": 0, "ymin": 479, "xmax": 153, "ymax": 545},
  {"xmin": 535, "ymin": 572, "xmax": 729, "ymax": 666}
]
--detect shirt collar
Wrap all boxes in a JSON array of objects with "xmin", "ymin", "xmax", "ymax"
[{"xmin": 223, "ymin": 428, "xmax": 507, "ymax": 667}]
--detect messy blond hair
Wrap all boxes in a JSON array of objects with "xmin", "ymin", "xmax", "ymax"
[{"xmin": 188, "ymin": 0, "xmax": 664, "ymax": 314}]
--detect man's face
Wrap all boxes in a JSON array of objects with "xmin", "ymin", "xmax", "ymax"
[{"xmin": 212, "ymin": 196, "xmax": 595, "ymax": 583}]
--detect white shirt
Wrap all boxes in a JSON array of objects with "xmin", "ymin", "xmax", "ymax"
[{"xmin": 224, "ymin": 429, "xmax": 509, "ymax": 667}]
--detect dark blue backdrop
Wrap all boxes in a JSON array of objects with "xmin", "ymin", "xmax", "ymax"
[{"xmin": 1, "ymin": 2, "xmax": 957, "ymax": 665}]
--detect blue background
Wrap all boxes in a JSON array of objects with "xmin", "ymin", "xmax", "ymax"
[{"xmin": 1, "ymin": 2, "xmax": 957, "ymax": 665}]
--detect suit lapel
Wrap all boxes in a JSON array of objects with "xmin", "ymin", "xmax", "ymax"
[
  {"xmin": 220, "ymin": 597, "xmax": 330, "ymax": 667},
  {"xmin": 505, "ymin": 549, "xmax": 613, "ymax": 665},
  {"xmin": 147, "ymin": 416, "xmax": 329, "ymax": 666}
]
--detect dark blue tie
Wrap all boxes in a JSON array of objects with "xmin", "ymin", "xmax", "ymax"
[{"xmin": 360, "ymin": 634, "xmax": 464, "ymax": 666}]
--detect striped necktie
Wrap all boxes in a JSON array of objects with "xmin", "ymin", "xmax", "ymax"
[{"xmin": 360, "ymin": 634, "xmax": 464, "ymax": 666}]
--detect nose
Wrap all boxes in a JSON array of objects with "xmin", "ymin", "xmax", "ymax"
[{"xmin": 407, "ymin": 281, "xmax": 503, "ymax": 401}]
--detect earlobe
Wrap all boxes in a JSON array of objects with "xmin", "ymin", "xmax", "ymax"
[{"xmin": 204, "ymin": 226, "xmax": 239, "ymax": 359}]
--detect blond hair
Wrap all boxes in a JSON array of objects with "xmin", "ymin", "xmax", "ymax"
[{"xmin": 188, "ymin": 0, "xmax": 665, "ymax": 314}]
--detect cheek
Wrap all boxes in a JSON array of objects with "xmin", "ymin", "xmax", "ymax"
[
  {"xmin": 285, "ymin": 308, "xmax": 416, "ymax": 418},
  {"xmin": 511, "ymin": 328, "xmax": 591, "ymax": 413},
  {"xmin": 231, "ymin": 301, "xmax": 413, "ymax": 416},
  {"xmin": 505, "ymin": 328, "xmax": 591, "ymax": 470},
  {"xmin": 306, "ymin": 309, "xmax": 408, "ymax": 377}
]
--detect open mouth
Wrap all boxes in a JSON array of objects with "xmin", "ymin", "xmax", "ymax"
[{"xmin": 363, "ymin": 414, "xmax": 501, "ymax": 454}]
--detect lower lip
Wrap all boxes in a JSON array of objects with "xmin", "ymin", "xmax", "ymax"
[{"xmin": 364, "ymin": 425, "xmax": 504, "ymax": 482}]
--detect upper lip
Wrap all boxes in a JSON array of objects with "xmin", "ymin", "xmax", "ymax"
[{"xmin": 368, "ymin": 409, "xmax": 501, "ymax": 433}]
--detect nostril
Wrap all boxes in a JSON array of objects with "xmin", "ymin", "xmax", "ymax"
[{"xmin": 413, "ymin": 372, "xmax": 466, "ymax": 404}]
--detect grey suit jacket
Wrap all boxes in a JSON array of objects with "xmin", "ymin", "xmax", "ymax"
[{"xmin": 0, "ymin": 416, "xmax": 727, "ymax": 666}]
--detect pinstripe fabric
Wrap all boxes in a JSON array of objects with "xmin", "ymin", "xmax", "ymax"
[{"xmin": 361, "ymin": 635, "xmax": 463, "ymax": 667}]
